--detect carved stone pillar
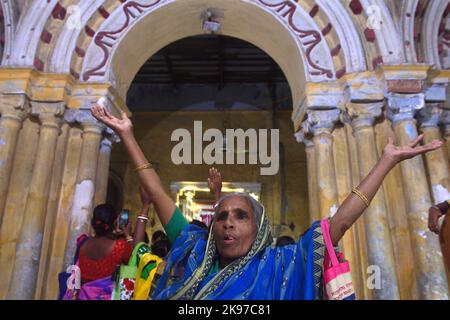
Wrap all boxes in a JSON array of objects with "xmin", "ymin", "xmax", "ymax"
[
  {"xmin": 302, "ymin": 107, "xmax": 366, "ymax": 298},
  {"xmin": 294, "ymin": 130, "xmax": 319, "ymax": 223},
  {"xmin": 418, "ymin": 103, "xmax": 450, "ymax": 290},
  {"xmin": 387, "ymin": 93, "xmax": 449, "ymax": 299},
  {"xmin": 418, "ymin": 104, "xmax": 450, "ymax": 202},
  {"xmin": 0, "ymin": 94, "xmax": 29, "ymax": 222},
  {"xmin": 349, "ymin": 102, "xmax": 400, "ymax": 299},
  {"xmin": 0, "ymin": 117, "xmax": 39, "ymax": 299},
  {"xmin": 303, "ymin": 109, "xmax": 340, "ymax": 219},
  {"xmin": 35, "ymin": 123, "xmax": 70, "ymax": 299},
  {"xmin": 40, "ymin": 124, "xmax": 84, "ymax": 300},
  {"xmin": 8, "ymin": 102, "xmax": 64, "ymax": 299},
  {"xmin": 374, "ymin": 117, "xmax": 418, "ymax": 299},
  {"xmin": 63, "ymin": 109, "xmax": 105, "ymax": 269},
  {"xmin": 332, "ymin": 119, "xmax": 365, "ymax": 300},
  {"xmin": 344, "ymin": 122, "xmax": 369, "ymax": 300},
  {"xmin": 94, "ymin": 130, "xmax": 119, "ymax": 206}
]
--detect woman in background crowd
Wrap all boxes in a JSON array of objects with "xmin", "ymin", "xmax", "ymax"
[{"xmin": 64, "ymin": 188, "xmax": 149, "ymax": 300}]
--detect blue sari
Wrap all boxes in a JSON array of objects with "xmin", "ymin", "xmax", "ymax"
[{"xmin": 152, "ymin": 207, "xmax": 329, "ymax": 300}]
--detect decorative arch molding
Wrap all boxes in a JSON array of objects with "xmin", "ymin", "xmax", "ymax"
[
  {"xmin": 360, "ymin": 0, "xmax": 406, "ymax": 65},
  {"xmin": 8, "ymin": 0, "xmax": 446, "ymax": 100},
  {"xmin": 80, "ymin": 0, "xmax": 336, "ymax": 83},
  {"xmin": 399, "ymin": 0, "xmax": 420, "ymax": 64},
  {"xmin": 34, "ymin": 0, "xmax": 86, "ymax": 72},
  {"xmin": 75, "ymin": 0, "xmax": 342, "ymax": 108},
  {"xmin": 422, "ymin": 0, "xmax": 449, "ymax": 69},
  {"xmin": 439, "ymin": 4, "xmax": 449, "ymax": 69},
  {"xmin": 49, "ymin": 0, "xmax": 106, "ymax": 73},
  {"xmin": 5, "ymin": 0, "xmax": 59, "ymax": 67},
  {"xmin": 341, "ymin": 0, "xmax": 408, "ymax": 69},
  {"xmin": 4, "ymin": 1, "xmax": 370, "ymax": 99},
  {"xmin": 0, "ymin": 0, "xmax": 22, "ymax": 65},
  {"xmin": 315, "ymin": 0, "xmax": 366, "ymax": 73}
]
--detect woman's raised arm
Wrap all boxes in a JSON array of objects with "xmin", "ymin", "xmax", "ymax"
[
  {"xmin": 91, "ymin": 105, "xmax": 175, "ymax": 226},
  {"xmin": 329, "ymin": 134, "xmax": 442, "ymax": 245}
]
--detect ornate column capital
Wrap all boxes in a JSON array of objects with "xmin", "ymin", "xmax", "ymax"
[
  {"xmin": 30, "ymin": 101, "xmax": 65, "ymax": 129},
  {"xmin": 99, "ymin": 136, "xmax": 113, "ymax": 153},
  {"xmin": 379, "ymin": 64, "xmax": 430, "ymax": 94},
  {"xmin": 100, "ymin": 129, "xmax": 120, "ymax": 153},
  {"xmin": 425, "ymin": 70, "xmax": 449, "ymax": 102},
  {"xmin": 304, "ymin": 109, "xmax": 341, "ymax": 136},
  {"xmin": 343, "ymin": 73, "xmax": 384, "ymax": 102},
  {"xmin": 347, "ymin": 101, "xmax": 384, "ymax": 130},
  {"xmin": 417, "ymin": 103, "xmax": 443, "ymax": 129},
  {"xmin": 425, "ymin": 80, "xmax": 448, "ymax": 103},
  {"xmin": 294, "ymin": 129, "xmax": 313, "ymax": 148},
  {"xmin": 64, "ymin": 109, "xmax": 106, "ymax": 133},
  {"xmin": 0, "ymin": 94, "xmax": 30, "ymax": 122},
  {"xmin": 386, "ymin": 93, "xmax": 425, "ymax": 124}
]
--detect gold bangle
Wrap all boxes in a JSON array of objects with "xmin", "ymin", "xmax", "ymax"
[
  {"xmin": 135, "ymin": 162, "xmax": 153, "ymax": 172},
  {"xmin": 352, "ymin": 188, "xmax": 370, "ymax": 207}
]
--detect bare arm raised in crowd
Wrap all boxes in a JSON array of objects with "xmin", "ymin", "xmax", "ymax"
[
  {"xmin": 91, "ymin": 105, "xmax": 175, "ymax": 226},
  {"xmin": 205, "ymin": 138, "xmax": 441, "ymax": 246},
  {"xmin": 329, "ymin": 134, "xmax": 442, "ymax": 245},
  {"xmin": 132, "ymin": 185, "xmax": 152, "ymax": 245}
]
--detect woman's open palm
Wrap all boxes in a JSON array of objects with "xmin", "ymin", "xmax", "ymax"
[
  {"xmin": 208, "ymin": 167, "xmax": 222, "ymax": 196},
  {"xmin": 91, "ymin": 104, "xmax": 133, "ymax": 135},
  {"xmin": 383, "ymin": 134, "xmax": 442, "ymax": 163}
]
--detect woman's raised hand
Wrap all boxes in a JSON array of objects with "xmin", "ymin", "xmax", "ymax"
[
  {"xmin": 381, "ymin": 134, "xmax": 442, "ymax": 165},
  {"xmin": 91, "ymin": 104, "xmax": 133, "ymax": 136},
  {"xmin": 208, "ymin": 167, "xmax": 222, "ymax": 201}
]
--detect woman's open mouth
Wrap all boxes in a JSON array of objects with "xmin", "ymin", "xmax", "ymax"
[{"xmin": 223, "ymin": 234, "xmax": 237, "ymax": 245}]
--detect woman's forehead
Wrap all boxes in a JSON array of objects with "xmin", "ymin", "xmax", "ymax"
[{"xmin": 218, "ymin": 195, "xmax": 253, "ymax": 212}]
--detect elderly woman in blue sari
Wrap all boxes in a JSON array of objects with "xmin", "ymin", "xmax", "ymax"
[{"xmin": 91, "ymin": 105, "xmax": 442, "ymax": 300}]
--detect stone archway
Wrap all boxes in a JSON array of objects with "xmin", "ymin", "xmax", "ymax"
[{"xmin": 80, "ymin": 0, "xmax": 337, "ymax": 110}]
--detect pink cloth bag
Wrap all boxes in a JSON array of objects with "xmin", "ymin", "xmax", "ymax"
[{"xmin": 320, "ymin": 219, "xmax": 356, "ymax": 300}]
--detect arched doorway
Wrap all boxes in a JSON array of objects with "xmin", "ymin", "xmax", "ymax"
[
  {"xmin": 91, "ymin": 0, "xmax": 324, "ymax": 241},
  {"xmin": 107, "ymin": 33, "xmax": 309, "ymax": 239}
]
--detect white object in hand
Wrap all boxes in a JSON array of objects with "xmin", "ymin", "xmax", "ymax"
[{"xmin": 97, "ymin": 97, "xmax": 107, "ymax": 108}]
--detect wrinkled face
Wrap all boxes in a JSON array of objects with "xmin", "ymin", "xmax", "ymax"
[{"xmin": 214, "ymin": 196, "xmax": 258, "ymax": 267}]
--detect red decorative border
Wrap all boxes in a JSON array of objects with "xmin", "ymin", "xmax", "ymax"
[
  {"xmin": 258, "ymin": 0, "xmax": 333, "ymax": 78},
  {"xmin": 83, "ymin": 0, "xmax": 161, "ymax": 81}
]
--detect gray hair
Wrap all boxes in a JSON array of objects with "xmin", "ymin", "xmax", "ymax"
[{"xmin": 214, "ymin": 192, "xmax": 264, "ymax": 228}]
